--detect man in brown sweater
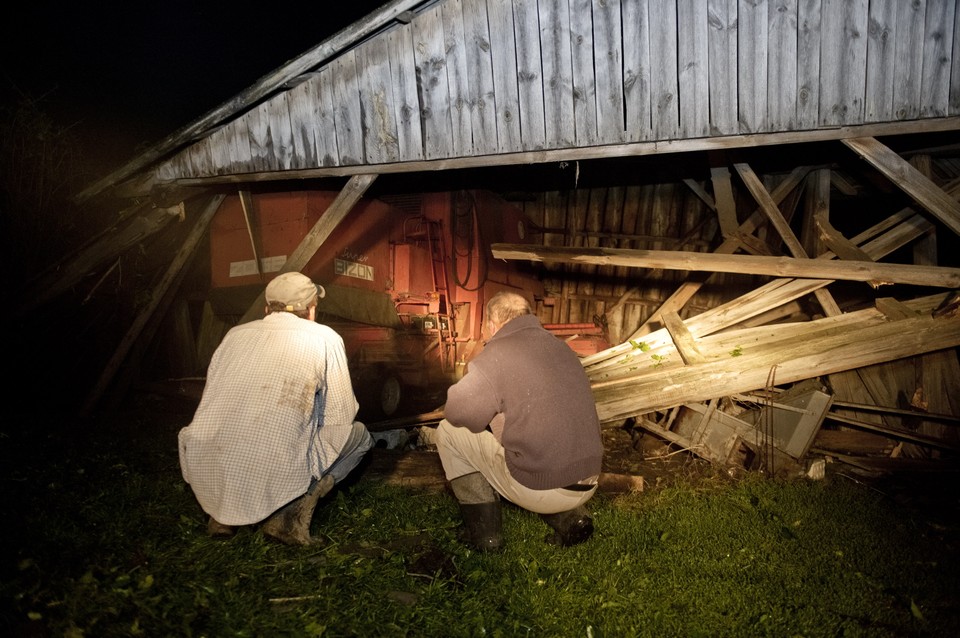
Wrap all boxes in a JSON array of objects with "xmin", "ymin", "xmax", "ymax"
[{"xmin": 436, "ymin": 291, "xmax": 604, "ymax": 551}]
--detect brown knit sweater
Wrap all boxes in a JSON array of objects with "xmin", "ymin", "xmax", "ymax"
[{"xmin": 444, "ymin": 314, "xmax": 603, "ymax": 490}]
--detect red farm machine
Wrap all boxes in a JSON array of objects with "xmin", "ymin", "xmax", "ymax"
[{"xmin": 206, "ymin": 188, "xmax": 608, "ymax": 422}]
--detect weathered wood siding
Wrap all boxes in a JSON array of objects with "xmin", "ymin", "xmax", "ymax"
[{"xmin": 152, "ymin": 0, "xmax": 959, "ymax": 183}]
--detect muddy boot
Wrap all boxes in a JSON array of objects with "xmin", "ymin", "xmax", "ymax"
[
  {"xmin": 261, "ymin": 474, "xmax": 335, "ymax": 546},
  {"xmin": 458, "ymin": 501, "xmax": 503, "ymax": 552},
  {"xmin": 450, "ymin": 472, "xmax": 503, "ymax": 552},
  {"xmin": 540, "ymin": 505, "xmax": 594, "ymax": 547},
  {"xmin": 207, "ymin": 517, "xmax": 235, "ymax": 539}
]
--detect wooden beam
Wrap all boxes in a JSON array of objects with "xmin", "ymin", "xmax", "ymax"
[
  {"xmin": 238, "ymin": 190, "xmax": 263, "ymax": 277},
  {"xmin": 661, "ymin": 311, "xmax": 706, "ymax": 364},
  {"xmin": 81, "ymin": 194, "xmax": 226, "ymax": 414},
  {"xmin": 842, "ymin": 137, "xmax": 960, "ymax": 237},
  {"xmin": 490, "ymin": 243, "xmax": 960, "ymax": 288},
  {"xmin": 238, "ymin": 174, "xmax": 377, "ymax": 324},
  {"xmin": 591, "ymin": 311, "xmax": 960, "ymax": 422}
]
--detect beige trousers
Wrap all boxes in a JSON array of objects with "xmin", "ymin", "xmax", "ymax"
[{"xmin": 435, "ymin": 419, "xmax": 597, "ymax": 515}]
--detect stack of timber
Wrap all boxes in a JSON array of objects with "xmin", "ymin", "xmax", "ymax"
[{"xmin": 495, "ymin": 153, "xmax": 960, "ymax": 476}]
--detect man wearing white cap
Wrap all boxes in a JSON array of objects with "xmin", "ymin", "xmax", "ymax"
[{"xmin": 178, "ymin": 272, "xmax": 373, "ymax": 545}]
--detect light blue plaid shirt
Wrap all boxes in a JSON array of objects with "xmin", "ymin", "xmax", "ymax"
[{"xmin": 179, "ymin": 312, "xmax": 358, "ymax": 525}]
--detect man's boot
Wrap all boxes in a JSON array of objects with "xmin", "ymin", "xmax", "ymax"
[
  {"xmin": 540, "ymin": 505, "xmax": 594, "ymax": 547},
  {"xmin": 207, "ymin": 517, "xmax": 235, "ymax": 538},
  {"xmin": 449, "ymin": 472, "xmax": 502, "ymax": 552},
  {"xmin": 261, "ymin": 474, "xmax": 335, "ymax": 546}
]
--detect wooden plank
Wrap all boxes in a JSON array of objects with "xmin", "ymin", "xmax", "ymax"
[
  {"xmin": 710, "ymin": 165, "xmax": 740, "ymax": 238},
  {"xmin": 662, "ymin": 310, "xmax": 706, "ymax": 365},
  {"xmin": 738, "ymin": 0, "xmax": 769, "ymax": 133},
  {"xmin": 412, "ymin": 4, "xmax": 453, "ymax": 160},
  {"xmin": 386, "ymin": 23, "xmax": 425, "ymax": 161},
  {"xmin": 767, "ymin": 0, "xmax": 798, "ymax": 131},
  {"xmin": 678, "ymin": 0, "xmax": 710, "ymax": 138},
  {"xmin": 796, "ymin": 0, "xmax": 822, "ymax": 129},
  {"xmin": 539, "ymin": 0, "xmax": 575, "ymax": 148},
  {"xmin": 490, "ymin": 243, "xmax": 960, "ymax": 287},
  {"xmin": 569, "ymin": 0, "xmax": 599, "ymax": 146},
  {"xmin": 246, "ymin": 101, "xmax": 272, "ymax": 172},
  {"xmin": 267, "ymin": 91, "xmax": 295, "ymax": 170},
  {"xmin": 512, "ymin": 0, "xmax": 546, "ymax": 150},
  {"xmin": 487, "ymin": 0, "xmax": 523, "ymax": 152},
  {"xmin": 315, "ymin": 67, "xmax": 341, "ymax": 166},
  {"xmin": 818, "ymin": 0, "xmax": 868, "ymax": 126},
  {"xmin": 593, "ymin": 0, "xmax": 625, "ymax": 143},
  {"xmin": 332, "ymin": 49, "xmax": 364, "ymax": 165},
  {"xmin": 461, "ymin": 0, "xmax": 499, "ymax": 155},
  {"xmin": 893, "ymin": 0, "xmax": 925, "ymax": 121},
  {"xmin": 843, "ymin": 137, "xmax": 960, "ymax": 237},
  {"xmin": 920, "ymin": 0, "xmax": 955, "ymax": 118},
  {"xmin": 237, "ymin": 190, "xmax": 263, "ymax": 276},
  {"xmin": 649, "ymin": 0, "xmax": 679, "ymax": 139},
  {"xmin": 238, "ymin": 174, "xmax": 378, "ymax": 325},
  {"xmin": 356, "ymin": 37, "xmax": 400, "ymax": 164},
  {"xmin": 707, "ymin": 0, "xmax": 738, "ymax": 135},
  {"xmin": 81, "ymin": 194, "xmax": 226, "ymax": 414},
  {"xmin": 952, "ymin": 4, "xmax": 960, "ymax": 115},
  {"xmin": 864, "ymin": 0, "xmax": 898, "ymax": 122},
  {"xmin": 623, "ymin": 0, "xmax": 652, "ymax": 140},
  {"xmin": 287, "ymin": 79, "xmax": 320, "ymax": 169},
  {"xmin": 442, "ymin": 0, "xmax": 472, "ymax": 157}
]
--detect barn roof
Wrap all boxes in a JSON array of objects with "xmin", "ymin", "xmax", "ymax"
[{"xmin": 78, "ymin": 0, "xmax": 960, "ymax": 203}]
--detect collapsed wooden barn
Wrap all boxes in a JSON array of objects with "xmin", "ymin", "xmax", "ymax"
[{"xmin": 29, "ymin": 0, "xmax": 960, "ymax": 477}]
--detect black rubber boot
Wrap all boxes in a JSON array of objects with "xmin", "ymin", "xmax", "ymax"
[
  {"xmin": 449, "ymin": 472, "xmax": 503, "ymax": 552},
  {"xmin": 261, "ymin": 474, "xmax": 335, "ymax": 546},
  {"xmin": 540, "ymin": 505, "xmax": 594, "ymax": 547},
  {"xmin": 458, "ymin": 502, "xmax": 503, "ymax": 552}
]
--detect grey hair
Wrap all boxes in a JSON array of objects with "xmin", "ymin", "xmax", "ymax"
[{"xmin": 485, "ymin": 291, "xmax": 532, "ymax": 328}]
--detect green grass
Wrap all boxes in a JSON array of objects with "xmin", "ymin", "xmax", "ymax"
[{"xmin": 2, "ymin": 398, "xmax": 958, "ymax": 637}]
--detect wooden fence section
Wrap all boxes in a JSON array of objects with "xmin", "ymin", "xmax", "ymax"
[{"xmin": 153, "ymin": 0, "xmax": 960, "ymax": 183}]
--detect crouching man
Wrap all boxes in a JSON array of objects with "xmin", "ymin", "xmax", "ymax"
[
  {"xmin": 178, "ymin": 272, "xmax": 373, "ymax": 545},
  {"xmin": 436, "ymin": 291, "xmax": 603, "ymax": 551}
]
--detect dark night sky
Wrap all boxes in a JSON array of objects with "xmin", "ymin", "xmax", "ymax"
[{"xmin": 2, "ymin": 1, "xmax": 388, "ymax": 174}]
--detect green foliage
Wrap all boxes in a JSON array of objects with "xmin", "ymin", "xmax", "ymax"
[{"xmin": 2, "ymin": 404, "xmax": 959, "ymax": 637}]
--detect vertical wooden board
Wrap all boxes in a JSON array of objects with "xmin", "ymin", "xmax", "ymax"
[
  {"xmin": 570, "ymin": 0, "xmax": 599, "ymax": 146},
  {"xmin": 539, "ymin": 0, "xmax": 575, "ymax": 148},
  {"xmin": 919, "ymin": 0, "xmax": 955, "ymax": 118},
  {"xmin": 953, "ymin": 3, "xmax": 960, "ymax": 115},
  {"xmin": 818, "ymin": 0, "xmax": 867, "ymax": 126},
  {"xmin": 207, "ymin": 127, "xmax": 231, "ymax": 175},
  {"xmin": 442, "ymin": 0, "xmax": 473, "ymax": 156},
  {"xmin": 796, "ymin": 0, "xmax": 822, "ymax": 128},
  {"xmin": 287, "ymin": 79, "xmax": 320, "ymax": 169},
  {"xmin": 413, "ymin": 5, "xmax": 454, "ymax": 159},
  {"xmin": 893, "ymin": 0, "xmax": 925, "ymax": 120},
  {"xmin": 593, "ymin": 0, "xmax": 625, "ymax": 143},
  {"xmin": 246, "ymin": 102, "xmax": 273, "ymax": 172},
  {"xmin": 268, "ymin": 94, "xmax": 295, "ymax": 170},
  {"xmin": 228, "ymin": 112, "xmax": 253, "ymax": 170},
  {"xmin": 737, "ymin": 0, "xmax": 769, "ymax": 133},
  {"xmin": 649, "ymin": 0, "xmax": 680, "ymax": 139},
  {"xmin": 356, "ymin": 38, "xmax": 400, "ymax": 164},
  {"xmin": 864, "ymin": 0, "xmax": 897, "ymax": 122},
  {"xmin": 767, "ymin": 0, "xmax": 798, "ymax": 131},
  {"xmin": 386, "ymin": 24, "xmax": 425, "ymax": 161},
  {"xmin": 487, "ymin": 0, "xmax": 523, "ymax": 153},
  {"xmin": 707, "ymin": 0, "xmax": 738, "ymax": 135},
  {"xmin": 512, "ymin": 0, "xmax": 547, "ymax": 150},
  {"xmin": 333, "ymin": 50, "xmax": 365, "ymax": 165},
  {"xmin": 462, "ymin": 0, "xmax": 499, "ymax": 155},
  {"xmin": 678, "ymin": 0, "xmax": 710, "ymax": 138},
  {"xmin": 622, "ymin": 0, "xmax": 652, "ymax": 141},
  {"xmin": 315, "ymin": 67, "xmax": 341, "ymax": 167}
]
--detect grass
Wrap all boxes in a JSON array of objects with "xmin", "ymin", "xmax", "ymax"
[{"xmin": 2, "ymin": 395, "xmax": 958, "ymax": 637}]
